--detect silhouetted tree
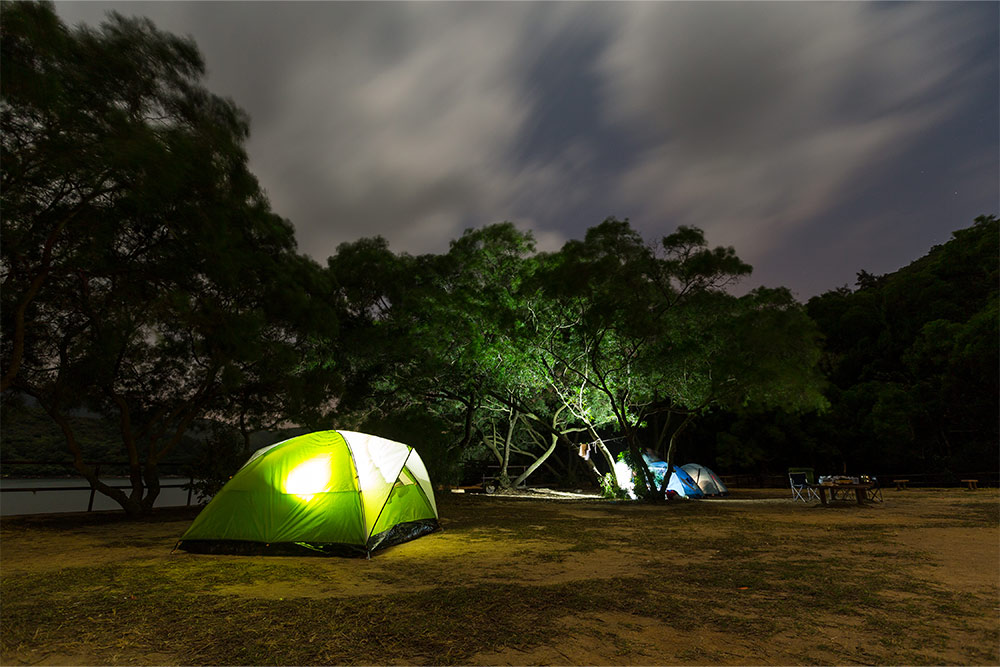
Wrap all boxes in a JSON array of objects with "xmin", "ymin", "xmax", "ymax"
[
  {"xmin": 1, "ymin": 2, "xmax": 340, "ymax": 515},
  {"xmin": 806, "ymin": 215, "xmax": 998, "ymax": 476}
]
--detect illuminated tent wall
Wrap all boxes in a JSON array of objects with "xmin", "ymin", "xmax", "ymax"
[
  {"xmin": 177, "ymin": 431, "xmax": 439, "ymax": 557},
  {"xmin": 680, "ymin": 463, "xmax": 729, "ymax": 497}
]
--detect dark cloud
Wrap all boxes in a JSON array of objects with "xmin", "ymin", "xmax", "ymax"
[
  {"xmin": 595, "ymin": 3, "xmax": 996, "ymax": 270},
  {"xmin": 53, "ymin": 2, "xmax": 998, "ymax": 296}
]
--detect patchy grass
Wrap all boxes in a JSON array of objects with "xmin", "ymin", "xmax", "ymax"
[{"xmin": 1, "ymin": 490, "xmax": 997, "ymax": 665}]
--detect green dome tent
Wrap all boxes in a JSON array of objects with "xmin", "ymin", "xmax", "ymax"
[{"xmin": 177, "ymin": 430, "xmax": 439, "ymax": 557}]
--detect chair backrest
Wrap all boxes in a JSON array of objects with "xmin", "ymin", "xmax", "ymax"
[
  {"xmin": 789, "ymin": 472, "xmax": 808, "ymax": 487},
  {"xmin": 788, "ymin": 467, "xmax": 815, "ymax": 484}
]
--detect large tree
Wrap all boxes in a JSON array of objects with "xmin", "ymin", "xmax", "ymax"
[
  {"xmin": 328, "ymin": 224, "xmax": 550, "ymax": 486},
  {"xmin": 1, "ymin": 2, "xmax": 339, "ymax": 516},
  {"xmin": 528, "ymin": 219, "xmax": 826, "ymax": 499},
  {"xmin": 328, "ymin": 218, "xmax": 829, "ymax": 496}
]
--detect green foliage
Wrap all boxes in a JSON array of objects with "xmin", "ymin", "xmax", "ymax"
[
  {"xmin": 11, "ymin": 3, "xmax": 977, "ymax": 505},
  {"xmin": 599, "ymin": 472, "xmax": 626, "ymax": 499},
  {"xmin": 528, "ymin": 218, "xmax": 824, "ymax": 498},
  {"xmin": 1, "ymin": 2, "xmax": 340, "ymax": 514},
  {"xmin": 805, "ymin": 215, "xmax": 999, "ymax": 475},
  {"xmin": 2, "ymin": 1, "xmax": 835, "ymax": 501},
  {"xmin": 330, "ymin": 222, "xmax": 554, "ymax": 484},
  {"xmin": 325, "ymin": 216, "xmax": 829, "ymax": 498}
]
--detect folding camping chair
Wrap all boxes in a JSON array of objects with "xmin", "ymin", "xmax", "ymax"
[
  {"xmin": 789, "ymin": 472, "xmax": 819, "ymax": 503},
  {"xmin": 865, "ymin": 476, "xmax": 883, "ymax": 503}
]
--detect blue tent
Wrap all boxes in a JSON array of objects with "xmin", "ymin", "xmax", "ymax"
[
  {"xmin": 681, "ymin": 463, "xmax": 729, "ymax": 497},
  {"xmin": 643, "ymin": 453, "xmax": 704, "ymax": 498},
  {"xmin": 614, "ymin": 452, "xmax": 704, "ymax": 498}
]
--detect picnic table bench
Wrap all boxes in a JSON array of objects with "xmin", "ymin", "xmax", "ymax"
[
  {"xmin": 961, "ymin": 479, "xmax": 979, "ymax": 490},
  {"xmin": 811, "ymin": 482, "xmax": 876, "ymax": 506},
  {"xmin": 893, "ymin": 479, "xmax": 909, "ymax": 490}
]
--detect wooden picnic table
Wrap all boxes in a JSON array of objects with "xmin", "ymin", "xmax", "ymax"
[{"xmin": 811, "ymin": 482, "xmax": 875, "ymax": 505}]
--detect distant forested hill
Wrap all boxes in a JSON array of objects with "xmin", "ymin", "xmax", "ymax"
[
  {"xmin": 0, "ymin": 401, "xmax": 208, "ymax": 476},
  {"xmin": 1, "ymin": 402, "xmax": 122, "ymax": 475},
  {"xmin": 1, "ymin": 397, "xmax": 313, "ymax": 478},
  {"xmin": 803, "ymin": 214, "xmax": 998, "ymax": 475},
  {"xmin": 682, "ymin": 215, "xmax": 997, "ymax": 480}
]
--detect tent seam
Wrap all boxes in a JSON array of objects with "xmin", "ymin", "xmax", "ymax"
[
  {"xmin": 408, "ymin": 462, "xmax": 437, "ymax": 522},
  {"xmin": 340, "ymin": 431, "xmax": 368, "ymax": 549},
  {"xmin": 365, "ymin": 446, "xmax": 414, "ymax": 545}
]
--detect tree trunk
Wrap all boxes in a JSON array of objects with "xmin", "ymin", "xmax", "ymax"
[
  {"xmin": 512, "ymin": 411, "xmax": 563, "ymax": 488},
  {"xmin": 1, "ymin": 211, "xmax": 79, "ymax": 393},
  {"xmin": 626, "ymin": 435, "xmax": 659, "ymax": 501},
  {"xmin": 513, "ymin": 408, "xmax": 605, "ymax": 485},
  {"xmin": 113, "ymin": 394, "xmax": 154, "ymax": 516},
  {"xmin": 141, "ymin": 461, "xmax": 161, "ymax": 514},
  {"xmin": 20, "ymin": 383, "xmax": 150, "ymax": 517},
  {"xmin": 499, "ymin": 406, "xmax": 517, "ymax": 489},
  {"xmin": 511, "ymin": 434, "xmax": 558, "ymax": 488},
  {"xmin": 580, "ymin": 455, "xmax": 603, "ymax": 483},
  {"xmin": 589, "ymin": 434, "xmax": 617, "ymax": 474},
  {"xmin": 659, "ymin": 413, "xmax": 694, "ymax": 496},
  {"xmin": 483, "ymin": 422, "xmax": 503, "ymax": 464}
]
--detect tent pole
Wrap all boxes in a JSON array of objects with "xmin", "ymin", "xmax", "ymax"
[{"xmin": 366, "ymin": 447, "xmax": 415, "ymax": 546}]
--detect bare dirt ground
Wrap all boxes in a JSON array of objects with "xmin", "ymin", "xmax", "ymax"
[{"xmin": 1, "ymin": 487, "xmax": 997, "ymax": 665}]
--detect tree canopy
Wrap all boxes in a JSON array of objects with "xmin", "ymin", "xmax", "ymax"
[
  {"xmin": 324, "ymin": 217, "xmax": 828, "ymax": 498},
  {"xmin": 803, "ymin": 214, "xmax": 998, "ymax": 477},
  {"xmin": 1, "ymin": 1, "xmax": 340, "ymax": 515}
]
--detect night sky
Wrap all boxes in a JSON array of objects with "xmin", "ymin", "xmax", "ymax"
[{"xmin": 54, "ymin": 2, "xmax": 998, "ymax": 299}]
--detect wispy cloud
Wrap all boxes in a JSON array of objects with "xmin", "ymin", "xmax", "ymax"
[
  {"xmin": 51, "ymin": 2, "xmax": 998, "ymax": 294},
  {"xmin": 593, "ymin": 3, "xmax": 991, "ymax": 261}
]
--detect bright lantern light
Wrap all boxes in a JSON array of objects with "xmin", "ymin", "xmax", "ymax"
[{"xmin": 284, "ymin": 455, "xmax": 333, "ymax": 502}]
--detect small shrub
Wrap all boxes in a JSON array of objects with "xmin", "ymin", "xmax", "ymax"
[{"xmin": 600, "ymin": 471, "xmax": 626, "ymax": 499}]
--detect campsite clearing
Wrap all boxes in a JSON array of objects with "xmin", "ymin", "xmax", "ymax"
[{"xmin": 1, "ymin": 487, "xmax": 997, "ymax": 665}]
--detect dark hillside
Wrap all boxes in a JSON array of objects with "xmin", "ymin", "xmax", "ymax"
[
  {"xmin": 804, "ymin": 215, "xmax": 998, "ymax": 476},
  {"xmin": 682, "ymin": 215, "xmax": 998, "ymax": 482},
  {"xmin": 0, "ymin": 403, "xmax": 204, "ymax": 477},
  {"xmin": 1, "ymin": 403, "xmax": 119, "ymax": 475}
]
